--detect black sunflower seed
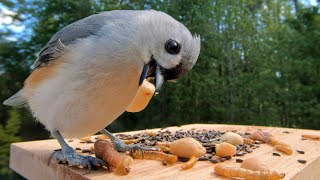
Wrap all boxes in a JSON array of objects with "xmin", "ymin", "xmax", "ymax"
[
  {"xmin": 296, "ymin": 150, "xmax": 305, "ymax": 154},
  {"xmin": 273, "ymin": 152, "xmax": 281, "ymax": 157},
  {"xmin": 297, "ymin": 159, "xmax": 307, "ymax": 164}
]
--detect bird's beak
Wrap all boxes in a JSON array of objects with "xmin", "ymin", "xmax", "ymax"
[
  {"xmin": 139, "ymin": 63, "xmax": 150, "ymax": 86},
  {"xmin": 154, "ymin": 63, "xmax": 164, "ymax": 95},
  {"xmin": 139, "ymin": 61, "xmax": 165, "ymax": 95}
]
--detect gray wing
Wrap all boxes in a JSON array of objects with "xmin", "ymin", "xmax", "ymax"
[{"xmin": 33, "ymin": 13, "xmax": 107, "ymax": 68}]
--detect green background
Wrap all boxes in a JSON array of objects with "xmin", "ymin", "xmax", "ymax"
[{"xmin": 1, "ymin": 0, "xmax": 319, "ymax": 179}]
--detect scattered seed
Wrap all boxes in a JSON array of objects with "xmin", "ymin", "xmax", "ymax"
[
  {"xmin": 296, "ymin": 150, "xmax": 305, "ymax": 154},
  {"xmin": 110, "ymin": 128, "xmax": 261, "ymax": 164},
  {"xmin": 68, "ymin": 139, "xmax": 74, "ymax": 142},
  {"xmin": 198, "ymin": 157, "xmax": 209, "ymax": 161},
  {"xmin": 283, "ymin": 131, "xmax": 290, "ymax": 134},
  {"xmin": 236, "ymin": 159, "xmax": 243, "ymax": 163},
  {"xmin": 209, "ymin": 159, "xmax": 220, "ymax": 163},
  {"xmin": 220, "ymin": 158, "xmax": 226, "ymax": 162},
  {"xmin": 179, "ymin": 157, "xmax": 190, "ymax": 162},
  {"xmin": 81, "ymin": 149, "xmax": 91, "ymax": 153},
  {"xmin": 297, "ymin": 159, "xmax": 307, "ymax": 164},
  {"xmin": 75, "ymin": 147, "xmax": 81, "ymax": 150},
  {"xmin": 273, "ymin": 152, "xmax": 281, "ymax": 157},
  {"xmin": 211, "ymin": 156, "xmax": 220, "ymax": 161}
]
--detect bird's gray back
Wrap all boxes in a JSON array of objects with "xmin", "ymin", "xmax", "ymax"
[
  {"xmin": 47, "ymin": 10, "xmax": 142, "ymax": 45},
  {"xmin": 34, "ymin": 10, "xmax": 143, "ymax": 68}
]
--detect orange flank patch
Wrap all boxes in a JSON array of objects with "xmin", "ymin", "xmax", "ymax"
[{"xmin": 24, "ymin": 61, "xmax": 62, "ymax": 97}]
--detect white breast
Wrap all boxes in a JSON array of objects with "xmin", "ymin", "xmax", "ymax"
[{"xmin": 26, "ymin": 38, "xmax": 143, "ymax": 138}]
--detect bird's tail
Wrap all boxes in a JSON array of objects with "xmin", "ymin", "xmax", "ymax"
[{"xmin": 3, "ymin": 90, "xmax": 27, "ymax": 107}]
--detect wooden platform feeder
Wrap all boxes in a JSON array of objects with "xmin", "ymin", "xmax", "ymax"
[{"xmin": 10, "ymin": 124, "xmax": 320, "ymax": 180}]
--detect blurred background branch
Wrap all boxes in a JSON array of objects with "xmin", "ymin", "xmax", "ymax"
[{"xmin": 0, "ymin": 0, "xmax": 319, "ymax": 179}]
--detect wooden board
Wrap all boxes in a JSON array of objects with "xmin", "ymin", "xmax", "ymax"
[{"xmin": 10, "ymin": 124, "xmax": 320, "ymax": 180}]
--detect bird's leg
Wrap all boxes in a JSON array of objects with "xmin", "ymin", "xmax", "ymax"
[
  {"xmin": 100, "ymin": 129, "xmax": 159, "ymax": 156},
  {"xmin": 51, "ymin": 131, "xmax": 106, "ymax": 172}
]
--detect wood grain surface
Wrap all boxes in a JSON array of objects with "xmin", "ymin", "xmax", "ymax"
[{"xmin": 10, "ymin": 124, "xmax": 320, "ymax": 180}]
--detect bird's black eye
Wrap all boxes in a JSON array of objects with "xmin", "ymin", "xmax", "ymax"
[{"xmin": 165, "ymin": 39, "xmax": 181, "ymax": 55}]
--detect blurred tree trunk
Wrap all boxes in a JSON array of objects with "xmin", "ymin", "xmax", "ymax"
[{"xmin": 292, "ymin": 0, "xmax": 299, "ymax": 12}]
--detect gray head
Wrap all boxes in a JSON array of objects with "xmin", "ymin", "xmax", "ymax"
[{"xmin": 135, "ymin": 10, "xmax": 201, "ymax": 93}]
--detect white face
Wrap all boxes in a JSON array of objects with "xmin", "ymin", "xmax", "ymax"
[
  {"xmin": 140, "ymin": 11, "xmax": 201, "ymax": 80},
  {"xmin": 132, "ymin": 10, "xmax": 200, "ymax": 93},
  {"xmin": 151, "ymin": 38, "xmax": 183, "ymax": 70}
]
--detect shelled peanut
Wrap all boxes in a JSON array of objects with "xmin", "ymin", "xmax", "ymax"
[{"xmin": 126, "ymin": 80, "xmax": 155, "ymax": 112}]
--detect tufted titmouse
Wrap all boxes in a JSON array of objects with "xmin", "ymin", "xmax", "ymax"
[{"xmin": 3, "ymin": 10, "xmax": 200, "ymax": 170}]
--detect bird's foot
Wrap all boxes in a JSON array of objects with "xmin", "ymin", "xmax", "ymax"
[
  {"xmin": 112, "ymin": 138, "xmax": 159, "ymax": 157},
  {"xmin": 100, "ymin": 129, "xmax": 159, "ymax": 157},
  {"xmin": 52, "ymin": 146, "xmax": 106, "ymax": 173}
]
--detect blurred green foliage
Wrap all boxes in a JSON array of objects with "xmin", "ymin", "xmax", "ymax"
[
  {"xmin": 0, "ymin": 0, "xmax": 319, "ymax": 178},
  {"xmin": 0, "ymin": 109, "xmax": 21, "ymax": 175}
]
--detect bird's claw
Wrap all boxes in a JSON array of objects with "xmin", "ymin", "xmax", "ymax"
[
  {"xmin": 51, "ymin": 147, "xmax": 107, "ymax": 173},
  {"xmin": 126, "ymin": 144, "xmax": 144, "ymax": 157},
  {"xmin": 100, "ymin": 129, "xmax": 159, "ymax": 158},
  {"xmin": 113, "ymin": 140, "xmax": 160, "ymax": 158}
]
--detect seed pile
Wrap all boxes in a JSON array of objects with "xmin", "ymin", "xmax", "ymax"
[
  {"xmin": 74, "ymin": 128, "xmax": 308, "ymax": 178},
  {"xmin": 114, "ymin": 129, "xmax": 259, "ymax": 162}
]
